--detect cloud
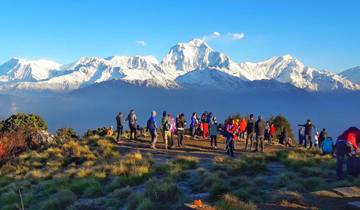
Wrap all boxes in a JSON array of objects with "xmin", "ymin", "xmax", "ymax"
[
  {"xmin": 231, "ymin": 33, "xmax": 245, "ymax": 40},
  {"xmin": 212, "ymin": 31, "xmax": 221, "ymax": 38},
  {"xmin": 135, "ymin": 40, "xmax": 147, "ymax": 46},
  {"xmin": 203, "ymin": 32, "xmax": 245, "ymax": 42}
]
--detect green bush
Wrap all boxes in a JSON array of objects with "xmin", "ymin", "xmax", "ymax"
[
  {"xmin": 0, "ymin": 113, "xmax": 47, "ymax": 133},
  {"xmin": 270, "ymin": 115, "xmax": 294, "ymax": 140},
  {"xmin": 39, "ymin": 189, "xmax": 76, "ymax": 210}
]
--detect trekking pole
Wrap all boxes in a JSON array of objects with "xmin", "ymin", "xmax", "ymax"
[{"xmin": 18, "ymin": 187, "xmax": 25, "ymax": 210}]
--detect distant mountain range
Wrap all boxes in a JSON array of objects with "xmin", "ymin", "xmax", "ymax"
[{"xmin": 0, "ymin": 39, "xmax": 359, "ymax": 93}]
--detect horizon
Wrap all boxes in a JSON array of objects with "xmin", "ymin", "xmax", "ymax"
[{"xmin": 1, "ymin": 0, "xmax": 360, "ymax": 73}]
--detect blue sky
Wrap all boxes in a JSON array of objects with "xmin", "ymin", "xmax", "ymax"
[{"xmin": 0, "ymin": 0, "xmax": 359, "ymax": 73}]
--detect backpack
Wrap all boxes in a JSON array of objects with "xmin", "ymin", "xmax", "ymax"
[
  {"xmin": 163, "ymin": 120, "xmax": 171, "ymax": 131},
  {"xmin": 322, "ymin": 137, "xmax": 333, "ymax": 154},
  {"xmin": 147, "ymin": 118, "xmax": 155, "ymax": 130}
]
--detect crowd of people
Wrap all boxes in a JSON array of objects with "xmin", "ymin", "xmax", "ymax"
[
  {"xmin": 115, "ymin": 110, "xmax": 360, "ymax": 180},
  {"xmin": 116, "ymin": 110, "xmax": 299, "ymax": 156}
]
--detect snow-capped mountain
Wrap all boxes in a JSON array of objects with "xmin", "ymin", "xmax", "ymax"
[
  {"xmin": 339, "ymin": 66, "xmax": 360, "ymax": 85},
  {"xmin": 0, "ymin": 39, "xmax": 359, "ymax": 93},
  {"xmin": 0, "ymin": 58, "xmax": 62, "ymax": 83}
]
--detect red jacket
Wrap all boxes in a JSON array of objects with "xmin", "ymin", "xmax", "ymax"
[
  {"xmin": 338, "ymin": 127, "xmax": 360, "ymax": 151},
  {"xmin": 270, "ymin": 125, "xmax": 276, "ymax": 136}
]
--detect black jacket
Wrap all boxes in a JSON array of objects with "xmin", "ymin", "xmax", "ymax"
[
  {"xmin": 247, "ymin": 119, "xmax": 255, "ymax": 133},
  {"xmin": 298, "ymin": 122, "xmax": 315, "ymax": 135},
  {"xmin": 116, "ymin": 115, "xmax": 123, "ymax": 128}
]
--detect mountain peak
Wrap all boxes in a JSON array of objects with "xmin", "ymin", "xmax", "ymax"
[{"xmin": 186, "ymin": 38, "xmax": 209, "ymax": 47}]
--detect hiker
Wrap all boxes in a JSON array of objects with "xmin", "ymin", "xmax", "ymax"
[
  {"xmin": 126, "ymin": 109, "xmax": 137, "ymax": 140},
  {"xmin": 270, "ymin": 123, "xmax": 276, "ymax": 144},
  {"xmin": 161, "ymin": 111, "xmax": 171, "ymax": 150},
  {"xmin": 298, "ymin": 127, "xmax": 305, "ymax": 145},
  {"xmin": 335, "ymin": 127, "xmax": 360, "ymax": 180},
  {"xmin": 319, "ymin": 128, "xmax": 328, "ymax": 147},
  {"xmin": 115, "ymin": 112, "xmax": 123, "ymax": 142},
  {"xmin": 147, "ymin": 111, "xmax": 158, "ymax": 149},
  {"xmin": 201, "ymin": 112, "xmax": 209, "ymax": 140},
  {"xmin": 245, "ymin": 114, "xmax": 255, "ymax": 151},
  {"xmin": 225, "ymin": 119, "xmax": 237, "ymax": 157},
  {"xmin": 169, "ymin": 114, "xmax": 176, "ymax": 148},
  {"xmin": 176, "ymin": 113, "xmax": 186, "ymax": 147},
  {"xmin": 265, "ymin": 121, "xmax": 270, "ymax": 143},
  {"xmin": 239, "ymin": 117, "xmax": 247, "ymax": 140},
  {"xmin": 279, "ymin": 128, "xmax": 287, "ymax": 145},
  {"xmin": 314, "ymin": 129, "xmax": 319, "ymax": 148},
  {"xmin": 190, "ymin": 112, "xmax": 198, "ymax": 138},
  {"xmin": 209, "ymin": 116, "xmax": 218, "ymax": 149},
  {"xmin": 298, "ymin": 119, "xmax": 316, "ymax": 148},
  {"xmin": 255, "ymin": 115, "xmax": 266, "ymax": 152}
]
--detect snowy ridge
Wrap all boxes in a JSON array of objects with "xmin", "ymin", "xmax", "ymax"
[
  {"xmin": 0, "ymin": 39, "xmax": 359, "ymax": 93},
  {"xmin": 339, "ymin": 66, "xmax": 360, "ymax": 85}
]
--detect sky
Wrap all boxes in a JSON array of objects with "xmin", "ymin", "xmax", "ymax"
[{"xmin": 0, "ymin": 0, "xmax": 359, "ymax": 73}]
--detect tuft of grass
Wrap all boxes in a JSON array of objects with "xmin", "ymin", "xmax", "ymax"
[
  {"xmin": 172, "ymin": 156, "xmax": 199, "ymax": 170},
  {"xmin": 216, "ymin": 194, "xmax": 257, "ymax": 210},
  {"xmin": 39, "ymin": 189, "xmax": 76, "ymax": 210}
]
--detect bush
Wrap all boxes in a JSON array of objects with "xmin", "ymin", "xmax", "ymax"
[
  {"xmin": 56, "ymin": 127, "xmax": 79, "ymax": 142},
  {"xmin": 39, "ymin": 189, "xmax": 76, "ymax": 210},
  {"xmin": 0, "ymin": 113, "xmax": 48, "ymax": 134},
  {"xmin": 270, "ymin": 115, "xmax": 294, "ymax": 140},
  {"xmin": 216, "ymin": 194, "xmax": 257, "ymax": 210}
]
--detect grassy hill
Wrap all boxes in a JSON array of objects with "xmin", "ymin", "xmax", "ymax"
[{"xmin": 0, "ymin": 130, "xmax": 359, "ymax": 210}]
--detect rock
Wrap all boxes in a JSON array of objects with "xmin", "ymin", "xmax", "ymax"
[
  {"xmin": 347, "ymin": 201, "xmax": 360, "ymax": 210},
  {"xmin": 31, "ymin": 130, "xmax": 56, "ymax": 146},
  {"xmin": 311, "ymin": 190, "xmax": 342, "ymax": 198},
  {"xmin": 183, "ymin": 203, "xmax": 215, "ymax": 210},
  {"xmin": 333, "ymin": 187, "xmax": 360, "ymax": 198}
]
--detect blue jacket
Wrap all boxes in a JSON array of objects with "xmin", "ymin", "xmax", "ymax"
[
  {"xmin": 190, "ymin": 116, "xmax": 197, "ymax": 127},
  {"xmin": 148, "ymin": 115, "xmax": 157, "ymax": 131}
]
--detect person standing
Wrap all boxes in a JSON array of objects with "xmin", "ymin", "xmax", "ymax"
[
  {"xmin": 225, "ymin": 120, "xmax": 236, "ymax": 157},
  {"xmin": 264, "ymin": 121, "xmax": 270, "ymax": 143},
  {"xmin": 298, "ymin": 127, "xmax": 305, "ymax": 145},
  {"xmin": 147, "ymin": 111, "xmax": 158, "ymax": 149},
  {"xmin": 176, "ymin": 113, "xmax": 186, "ymax": 147},
  {"xmin": 209, "ymin": 116, "xmax": 218, "ymax": 149},
  {"xmin": 169, "ymin": 114, "xmax": 176, "ymax": 148},
  {"xmin": 115, "ymin": 112, "xmax": 123, "ymax": 142},
  {"xmin": 126, "ymin": 109, "xmax": 137, "ymax": 140},
  {"xmin": 298, "ymin": 119, "xmax": 316, "ymax": 148},
  {"xmin": 255, "ymin": 116, "xmax": 266, "ymax": 152},
  {"xmin": 201, "ymin": 112, "xmax": 209, "ymax": 140},
  {"xmin": 314, "ymin": 129, "xmax": 320, "ymax": 148},
  {"xmin": 190, "ymin": 112, "xmax": 198, "ymax": 139},
  {"xmin": 279, "ymin": 128, "xmax": 288, "ymax": 145},
  {"xmin": 270, "ymin": 123, "xmax": 276, "ymax": 144},
  {"xmin": 245, "ymin": 114, "xmax": 255, "ymax": 151},
  {"xmin": 161, "ymin": 111, "xmax": 171, "ymax": 150}
]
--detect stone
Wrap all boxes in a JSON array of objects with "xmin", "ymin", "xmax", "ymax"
[{"xmin": 333, "ymin": 187, "xmax": 360, "ymax": 198}]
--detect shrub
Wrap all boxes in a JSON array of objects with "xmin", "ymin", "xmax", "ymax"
[
  {"xmin": 209, "ymin": 183, "xmax": 231, "ymax": 201},
  {"xmin": 39, "ymin": 189, "xmax": 76, "ymax": 210},
  {"xmin": 172, "ymin": 156, "xmax": 198, "ymax": 170},
  {"xmin": 143, "ymin": 179, "xmax": 182, "ymax": 208},
  {"xmin": 270, "ymin": 115, "xmax": 294, "ymax": 140},
  {"xmin": 216, "ymin": 194, "xmax": 257, "ymax": 210},
  {"xmin": 0, "ymin": 113, "xmax": 48, "ymax": 133},
  {"xmin": 56, "ymin": 127, "xmax": 79, "ymax": 142}
]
